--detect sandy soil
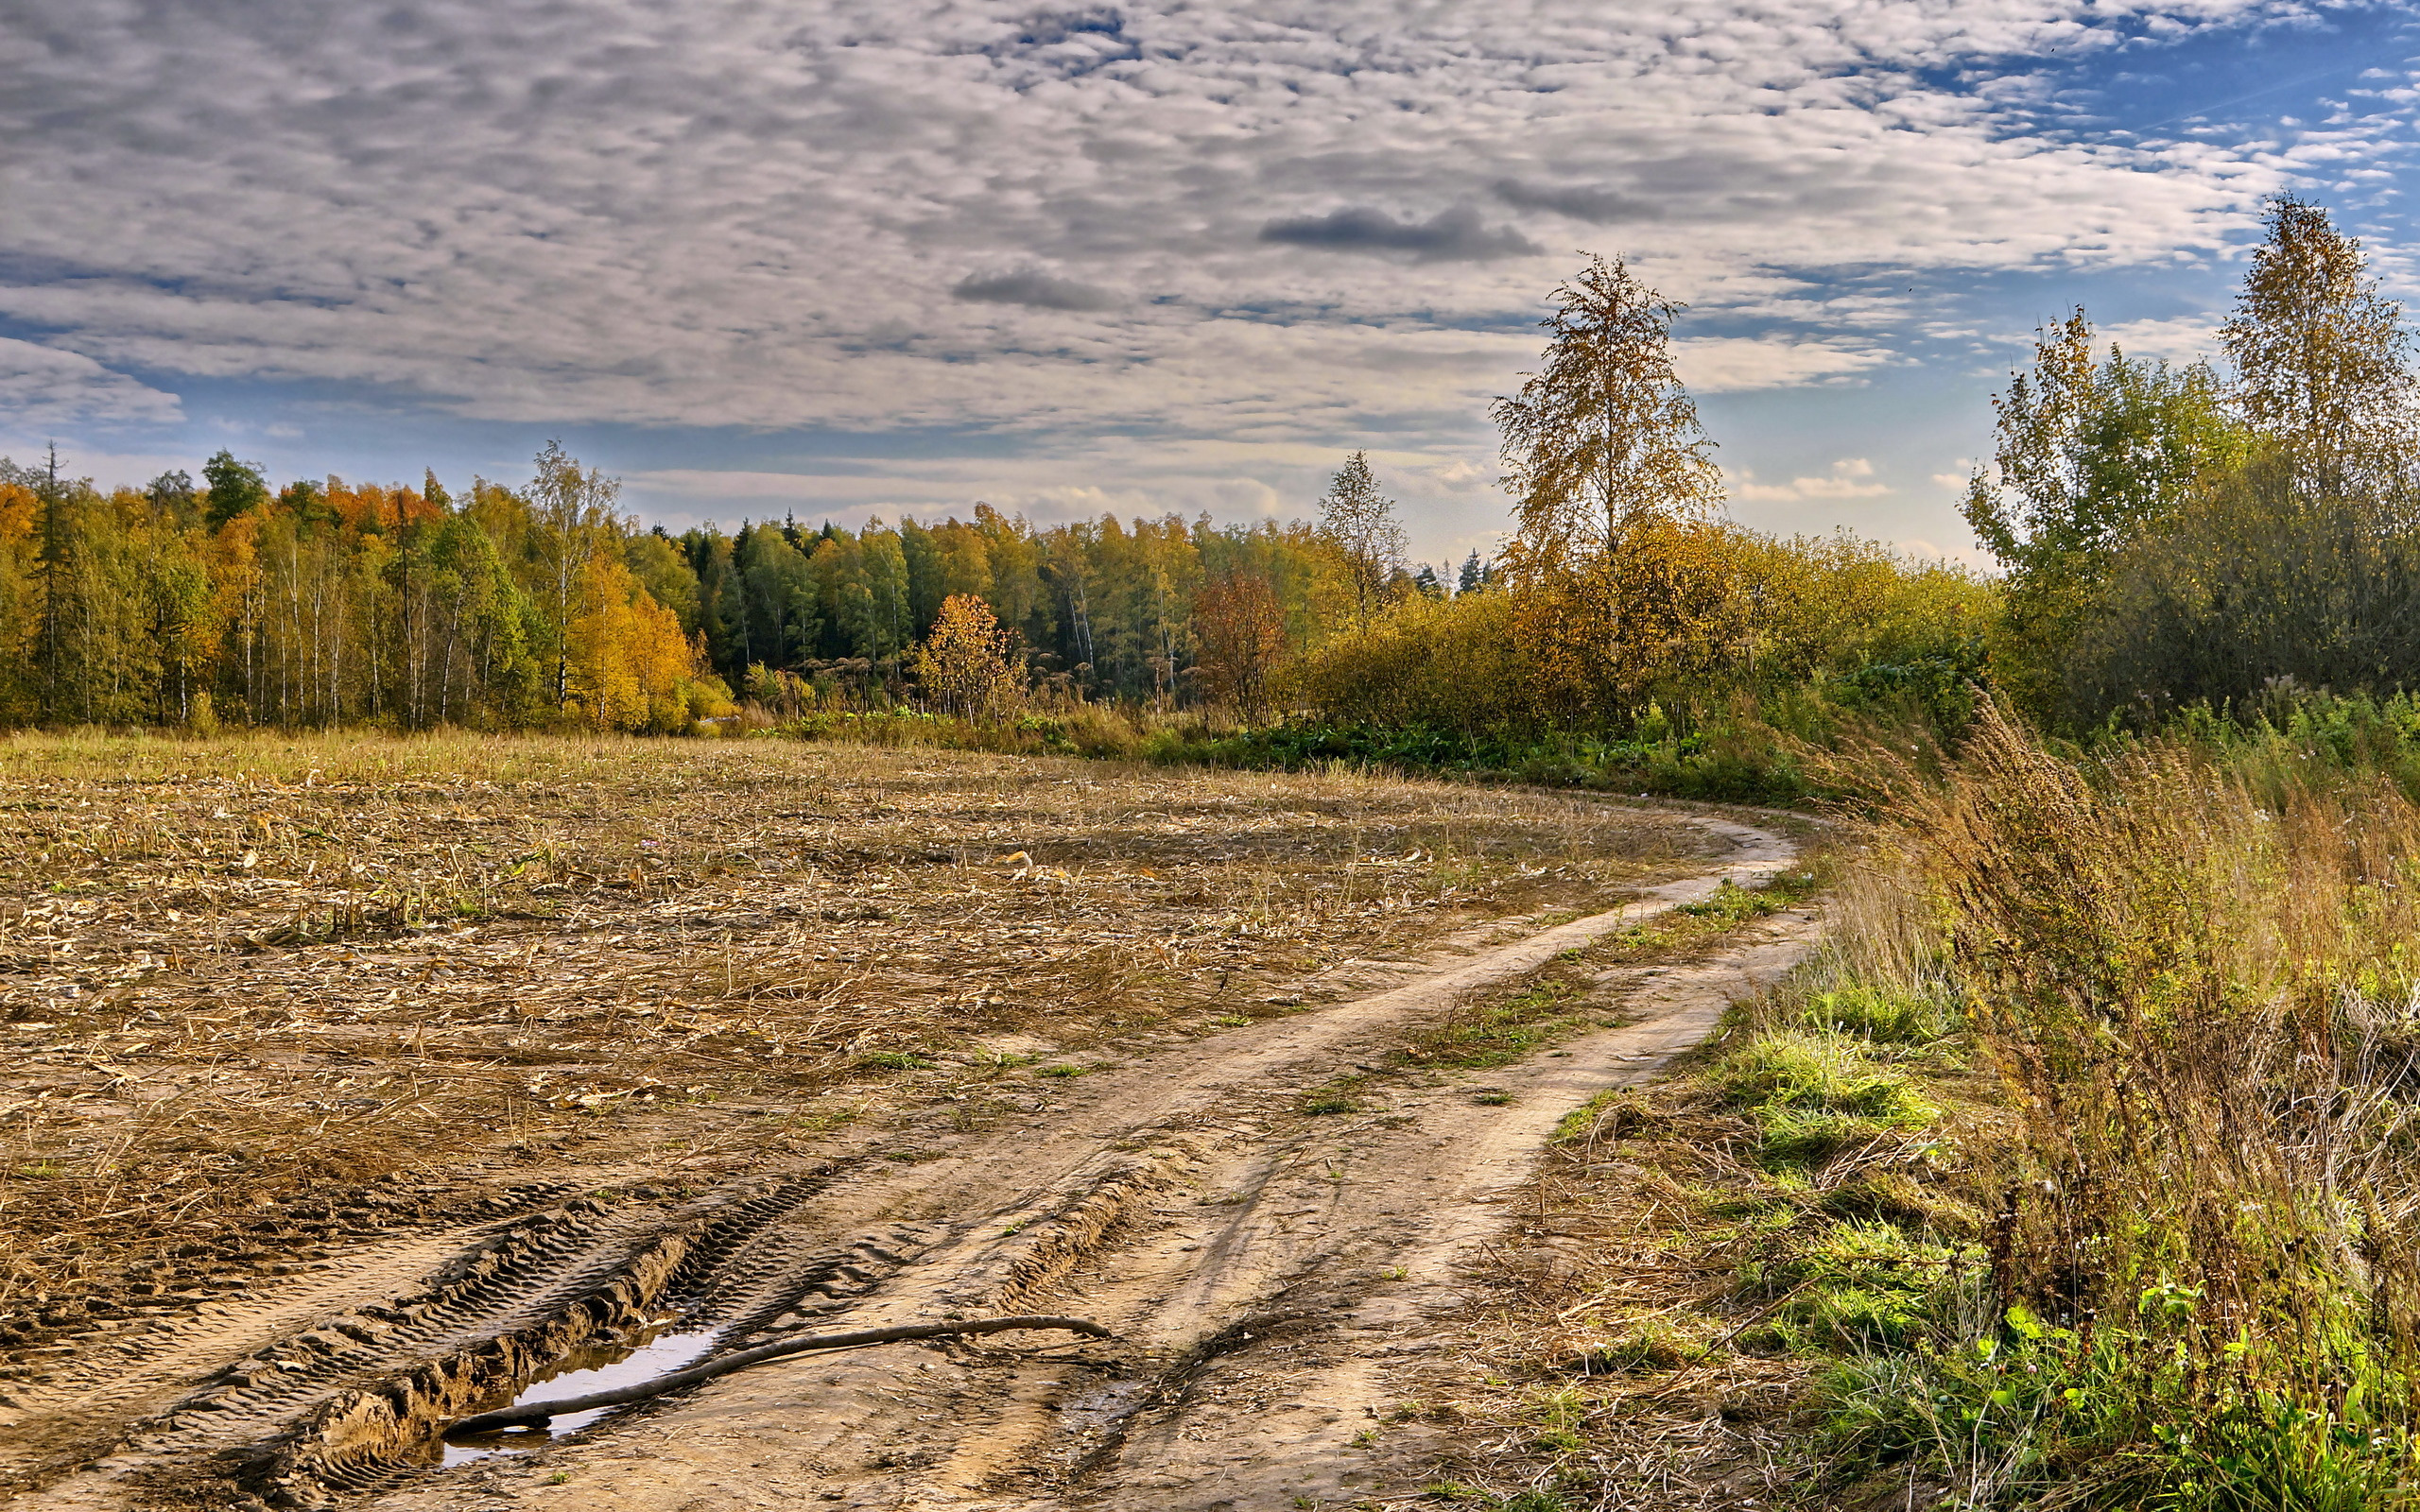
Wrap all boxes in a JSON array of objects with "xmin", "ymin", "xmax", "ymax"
[{"xmin": 2, "ymin": 784, "xmax": 1811, "ymax": 1511}]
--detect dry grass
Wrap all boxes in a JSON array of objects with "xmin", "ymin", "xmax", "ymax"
[{"xmin": 0, "ymin": 730, "xmax": 1715, "ymax": 1332}]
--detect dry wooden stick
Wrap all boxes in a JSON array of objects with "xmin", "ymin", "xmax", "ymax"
[{"xmin": 447, "ymin": 1314, "xmax": 1111, "ymax": 1435}]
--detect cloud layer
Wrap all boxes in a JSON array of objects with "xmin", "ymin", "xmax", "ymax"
[{"xmin": 2, "ymin": 0, "xmax": 2405, "ymax": 558}]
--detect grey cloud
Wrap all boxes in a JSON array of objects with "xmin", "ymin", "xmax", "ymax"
[
  {"xmin": 952, "ymin": 270, "xmax": 1122, "ymax": 311},
  {"xmin": 1258, "ymin": 206, "xmax": 1545, "ymax": 263},
  {"xmin": 1493, "ymin": 179, "xmax": 1665, "ymax": 225}
]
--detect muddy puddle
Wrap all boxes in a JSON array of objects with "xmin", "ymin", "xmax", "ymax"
[
  {"xmin": 1058, "ymin": 1377, "xmax": 1151, "ymax": 1434},
  {"xmin": 433, "ymin": 1318, "xmax": 717, "ymax": 1466}
]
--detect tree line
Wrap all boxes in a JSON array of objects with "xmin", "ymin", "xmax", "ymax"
[
  {"xmin": 1273, "ymin": 193, "xmax": 2420, "ymax": 765},
  {"xmin": 8, "ymin": 194, "xmax": 2397, "ymax": 749},
  {"xmin": 1964, "ymin": 197, "xmax": 2420, "ymax": 727},
  {"xmin": 0, "ymin": 434, "xmax": 1474, "ymax": 733}
]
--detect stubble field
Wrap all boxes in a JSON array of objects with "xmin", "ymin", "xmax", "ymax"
[{"xmin": 0, "ymin": 732, "xmax": 1719, "ymax": 1371}]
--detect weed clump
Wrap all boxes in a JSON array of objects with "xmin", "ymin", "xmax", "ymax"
[
  {"xmin": 1713, "ymin": 1032, "xmax": 1936, "ymax": 1169},
  {"xmin": 1799, "ymin": 986, "xmax": 1953, "ymax": 1044},
  {"xmin": 1809, "ymin": 704, "xmax": 2420, "ymax": 1508},
  {"xmin": 1442, "ymin": 707, "xmax": 2420, "ymax": 1509}
]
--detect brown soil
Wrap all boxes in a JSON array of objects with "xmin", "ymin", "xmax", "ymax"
[{"xmin": 0, "ymin": 736, "xmax": 1812, "ymax": 1510}]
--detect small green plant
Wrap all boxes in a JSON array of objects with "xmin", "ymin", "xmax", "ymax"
[
  {"xmin": 1305, "ymin": 1093, "xmax": 1359, "ymax": 1115},
  {"xmin": 856, "ymin": 1051, "xmax": 934, "ymax": 1071},
  {"xmin": 1035, "ymin": 1062, "xmax": 1088, "ymax": 1078},
  {"xmin": 1570, "ymin": 1317, "xmax": 1712, "ymax": 1373},
  {"xmin": 1473, "ymin": 1090, "xmax": 1513, "ymax": 1106},
  {"xmin": 1675, "ymin": 878, "xmax": 1784, "ymax": 920},
  {"xmin": 1405, "ymin": 980, "xmax": 1585, "ymax": 1069}
]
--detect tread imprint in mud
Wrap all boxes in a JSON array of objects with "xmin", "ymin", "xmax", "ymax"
[{"xmin": 113, "ymin": 1175, "xmax": 945, "ymax": 1506}]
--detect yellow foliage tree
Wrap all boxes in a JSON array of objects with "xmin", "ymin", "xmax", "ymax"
[
  {"xmin": 1493, "ymin": 255, "xmax": 1734, "ymax": 723},
  {"xmin": 1511, "ymin": 517, "xmax": 1761, "ymax": 722},
  {"xmin": 910, "ymin": 593, "xmax": 1023, "ymax": 722},
  {"xmin": 565, "ymin": 555, "xmax": 703, "ymax": 732}
]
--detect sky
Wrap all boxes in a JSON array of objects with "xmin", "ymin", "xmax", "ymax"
[{"xmin": 5, "ymin": 1, "xmax": 2418, "ymax": 571}]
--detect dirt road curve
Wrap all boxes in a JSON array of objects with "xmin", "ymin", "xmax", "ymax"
[{"xmin": 8, "ymin": 808, "xmax": 1813, "ymax": 1512}]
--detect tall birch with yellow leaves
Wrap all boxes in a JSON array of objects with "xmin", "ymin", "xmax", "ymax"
[{"xmin": 1493, "ymin": 254, "xmax": 1729, "ymax": 721}]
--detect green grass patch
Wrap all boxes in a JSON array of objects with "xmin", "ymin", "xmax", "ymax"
[
  {"xmin": 1674, "ymin": 877, "xmax": 1789, "ymax": 921},
  {"xmin": 1798, "ymin": 986, "xmax": 1956, "ymax": 1044},
  {"xmin": 1712, "ymin": 1032, "xmax": 1937, "ymax": 1169},
  {"xmin": 1589, "ymin": 869, "xmax": 1821, "ymax": 963},
  {"xmin": 1407, "ymin": 979, "xmax": 1593, "ymax": 1070}
]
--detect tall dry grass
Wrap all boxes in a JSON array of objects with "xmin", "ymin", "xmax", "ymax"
[{"xmin": 1825, "ymin": 703, "xmax": 2420, "ymax": 1506}]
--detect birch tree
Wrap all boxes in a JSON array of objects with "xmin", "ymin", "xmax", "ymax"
[
  {"xmin": 1317, "ymin": 452, "xmax": 1407, "ymax": 629},
  {"xmin": 1493, "ymin": 253, "xmax": 1720, "ymax": 568},
  {"xmin": 528, "ymin": 440, "xmax": 622, "ymax": 709},
  {"xmin": 2221, "ymin": 197, "xmax": 2416, "ymax": 496}
]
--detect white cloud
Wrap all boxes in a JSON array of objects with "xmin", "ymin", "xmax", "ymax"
[
  {"xmin": 1733, "ymin": 457, "xmax": 1893, "ymax": 503},
  {"xmin": 1897, "ymin": 537, "xmax": 1997, "ymax": 570},
  {"xmin": 1676, "ymin": 336, "xmax": 1894, "ymax": 392},
  {"xmin": 2099, "ymin": 315, "xmax": 2227, "ymax": 362},
  {"xmin": 0, "ymin": 337, "xmax": 182, "ymax": 430}
]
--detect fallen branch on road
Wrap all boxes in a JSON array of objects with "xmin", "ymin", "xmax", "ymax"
[{"xmin": 446, "ymin": 1314, "xmax": 1113, "ymax": 1435}]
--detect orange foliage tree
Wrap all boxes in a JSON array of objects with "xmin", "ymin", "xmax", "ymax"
[{"xmin": 1190, "ymin": 572, "xmax": 1287, "ymax": 723}]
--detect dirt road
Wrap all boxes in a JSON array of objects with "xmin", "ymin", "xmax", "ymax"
[{"xmin": 6, "ymin": 805, "xmax": 1812, "ymax": 1511}]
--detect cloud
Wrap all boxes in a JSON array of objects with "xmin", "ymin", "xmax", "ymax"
[
  {"xmin": 1493, "ymin": 180, "xmax": 1664, "ymax": 225},
  {"xmin": 1675, "ymin": 336, "xmax": 1893, "ymax": 392},
  {"xmin": 622, "ymin": 431, "xmax": 1507, "ymax": 556},
  {"xmin": 0, "ymin": 0, "xmax": 2352, "ymax": 467},
  {"xmin": 1258, "ymin": 206, "xmax": 1545, "ymax": 263},
  {"xmin": 952, "ymin": 270, "xmax": 1121, "ymax": 311},
  {"xmin": 1733, "ymin": 457, "xmax": 1893, "ymax": 502},
  {"xmin": 2099, "ymin": 315, "xmax": 2226, "ymax": 362},
  {"xmin": 0, "ymin": 337, "xmax": 182, "ymax": 429},
  {"xmin": 1897, "ymin": 537, "xmax": 1997, "ymax": 570}
]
